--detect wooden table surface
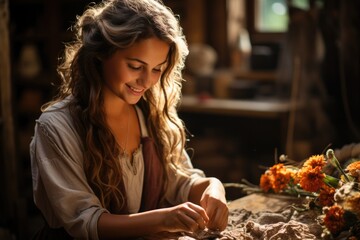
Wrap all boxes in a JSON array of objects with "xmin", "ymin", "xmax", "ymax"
[
  {"xmin": 179, "ymin": 95, "xmax": 291, "ymax": 119},
  {"xmin": 228, "ymin": 192, "xmax": 305, "ymax": 212}
]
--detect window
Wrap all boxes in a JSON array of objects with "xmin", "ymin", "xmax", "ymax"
[
  {"xmin": 255, "ymin": 0, "xmax": 288, "ymax": 32},
  {"xmin": 254, "ymin": 0, "xmax": 324, "ymax": 33}
]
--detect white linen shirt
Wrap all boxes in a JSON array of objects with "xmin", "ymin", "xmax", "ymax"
[{"xmin": 30, "ymin": 99, "xmax": 205, "ymax": 240}]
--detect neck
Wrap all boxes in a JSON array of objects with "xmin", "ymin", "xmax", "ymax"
[{"xmin": 103, "ymin": 86, "xmax": 129, "ymax": 118}]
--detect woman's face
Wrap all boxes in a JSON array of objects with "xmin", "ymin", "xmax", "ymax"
[{"xmin": 102, "ymin": 37, "xmax": 170, "ymax": 104}]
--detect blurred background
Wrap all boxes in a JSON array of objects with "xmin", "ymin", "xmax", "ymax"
[{"xmin": 1, "ymin": 0, "xmax": 359, "ymax": 239}]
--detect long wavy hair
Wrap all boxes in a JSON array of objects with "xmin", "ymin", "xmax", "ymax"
[{"xmin": 44, "ymin": 0, "xmax": 189, "ymax": 212}]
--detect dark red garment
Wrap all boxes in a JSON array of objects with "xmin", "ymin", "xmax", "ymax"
[{"xmin": 140, "ymin": 136, "xmax": 164, "ymax": 211}]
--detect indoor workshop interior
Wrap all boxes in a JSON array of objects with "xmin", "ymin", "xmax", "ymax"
[{"xmin": 1, "ymin": 0, "xmax": 359, "ymax": 239}]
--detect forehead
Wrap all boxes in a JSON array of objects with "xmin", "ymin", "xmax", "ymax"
[{"xmin": 119, "ymin": 37, "xmax": 170, "ymax": 65}]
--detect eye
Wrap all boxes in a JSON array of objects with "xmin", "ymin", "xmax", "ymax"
[
  {"xmin": 128, "ymin": 64, "xmax": 142, "ymax": 71},
  {"xmin": 153, "ymin": 68, "xmax": 162, "ymax": 73},
  {"xmin": 153, "ymin": 64, "xmax": 166, "ymax": 73}
]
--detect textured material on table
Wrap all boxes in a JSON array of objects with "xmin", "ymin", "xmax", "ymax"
[{"xmin": 145, "ymin": 193, "xmax": 328, "ymax": 239}]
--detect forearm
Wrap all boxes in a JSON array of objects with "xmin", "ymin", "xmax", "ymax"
[
  {"xmin": 97, "ymin": 201, "xmax": 210, "ymax": 239},
  {"xmin": 188, "ymin": 177, "xmax": 226, "ymax": 204},
  {"xmin": 188, "ymin": 177, "xmax": 228, "ymax": 231},
  {"xmin": 97, "ymin": 210, "xmax": 164, "ymax": 239}
]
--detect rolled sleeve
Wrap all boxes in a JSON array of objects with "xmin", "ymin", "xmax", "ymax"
[{"xmin": 161, "ymin": 150, "xmax": 205, "ymax": 206}]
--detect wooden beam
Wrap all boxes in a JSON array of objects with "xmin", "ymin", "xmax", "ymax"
[
  {"xmin": 0, "ymin": 0, "xmax": 19, "ymax": 227},
  {"xmin": 206, "ymin": 0, "xmax": 229, "ymax": 67}
]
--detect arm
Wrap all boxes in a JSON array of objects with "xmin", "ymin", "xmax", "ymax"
[
  {"xmin": 163, "ymin": 150, "xmax": 228, "ymax": 231},
  {"xmin": 31, "ymin": 113, "xmax": 108, "ymax": 239},
  {"xmin": 188, "ymin": 177, "xmax": 229, "ymax": 231},
  {"xmin": 97, "ymin": 202, "xmax": 209, "ymax": 239}
]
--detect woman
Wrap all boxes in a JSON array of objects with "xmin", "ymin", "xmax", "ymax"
[{"xmin": 30, "ymin": 0, "xmax": 228, "ymax": 239}]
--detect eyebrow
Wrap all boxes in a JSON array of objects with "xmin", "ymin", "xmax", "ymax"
[{"xmin": 126, "ymin": 57, "xmax": 168, "ymax": 67}]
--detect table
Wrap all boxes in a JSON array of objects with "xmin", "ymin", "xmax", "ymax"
[{"xmin": 179, "ymin": 96, "xmax": 290, "ymax": 119}]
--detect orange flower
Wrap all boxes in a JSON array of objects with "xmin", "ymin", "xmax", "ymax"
[
  {"xmin": 318, "ymin": 185, "xmax": 335, "ymax": 207},
  {"xmin": 270, "ymin": 164, "xmax": 293, "ymax": 192},
  {"xmin": 345, "ymin": 161, "xmax": 360, "ymax": 181},
  {"xmin": 323, "ymin": 205, "xmax": 346, "ymax": 235},
  {"xmin": 297, "ymin": 166, "xmax": 325, "ymax": 192},
  {"xmin": 260, "ymin": 173, "xmax": 272, "ymax": 192},
  {"xmin": 297, "ymin": 155, "xmax": 327, "ymax": 192},
  {"xmin": 260, "ymin": 164, "xmax": 294, "ymax": 193},
  {"xmin": 303, "ymin": 154, "xmax": 326, "ymax": 169}
]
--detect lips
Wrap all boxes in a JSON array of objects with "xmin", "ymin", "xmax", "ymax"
[{"xmin": 127, "ymin": 84, "xmax": 144, "ymax": 95}]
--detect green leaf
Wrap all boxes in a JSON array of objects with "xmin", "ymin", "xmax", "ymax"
[{"xmin": 323, "ymin": 174, "xmax": 340, "ymax": 188}]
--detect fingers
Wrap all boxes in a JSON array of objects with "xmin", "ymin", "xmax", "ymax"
[
  {"xmin": 164, "ymin": 201, "xmax": 228, "ymax": 234},
  {"xmin": 202, "ymin": 197, "xmax": 229, "ymax": 231},
  {"xmin": 188, "ymin": 202, "xmax": 209, "ymax": 224},
  {"xmin": 177, "ymin": 208, "xmax": 206, "ymax": 231},
  {"xmin": 171, "ymin": 202, "xmax": 209, "ymax": 233},
  {"xmin": 207, "ymin": 205, "xmax": 228, "ymax": 230}
]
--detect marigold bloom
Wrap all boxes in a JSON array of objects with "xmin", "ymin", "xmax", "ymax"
[
  {"xmin": 271, "ymin": 175, "xmax": 289, "ymax": 193},
  {"xmin": 318, "ymin": 185, "xmax": 335, "ymax": 206},
  {"xmin": 323, "ymin": 205, "xmax": 346, "ymax": 235},
  {"xmin": 345, "ymin": 161, "xmax": 360, "ymax": 181},
  {"xmin": 269, "ymin": 164, "xmax": 292, "ymax": 193},
  {"xmin": 303, "ymin": 154, "xmax": 326, "ymax": 169},
  {"xmin": 260, "ymin": 173, "xmax": 272, "ymax": 192},
  {"xmin": 298, "ymin": 166, "xmax": 325, "ymax": 192},
  {"xmin": 267, "ymin": 163, "xmax": 283, "ymax": 177},
  {"xmin": 297, "ymin": 155, "xmax": 327, "ymax": 192},
  {"xmin": 260, "ymin": 164, "xmax": 294, "ymax": 193}
]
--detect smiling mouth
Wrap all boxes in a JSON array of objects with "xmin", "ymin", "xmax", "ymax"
[{"xmin": 128, "ymin": 85, "xmax": 144, "ymax": 94}]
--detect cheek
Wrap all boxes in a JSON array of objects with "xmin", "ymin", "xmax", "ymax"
[
  {"xmin": 105, "ymin": 64, "xmax": 131, "ymax": 86},
  {"xmin": 151, "ymin": 73, "xmax": 162, "ymax": 85},
  {"xmin": 116, "ymin": 68, "xmax": 132, "ymax": 84}
]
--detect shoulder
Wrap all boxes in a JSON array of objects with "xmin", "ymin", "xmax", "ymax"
[
  {"xmin": 35, "ymin": 98, "xmax": 80, "ymax": 144},
  {"xmin": 32, "ymin": 98, "xmax": 84, "ymax": 161},
  {"xmin": 38, "ymin": 99, "xmax": 71, "ymax": 125}
]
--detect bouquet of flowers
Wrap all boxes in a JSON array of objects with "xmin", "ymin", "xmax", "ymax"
[{"xmin": 231, "ymin": 148, "xmax": 360, "ymax": 239}]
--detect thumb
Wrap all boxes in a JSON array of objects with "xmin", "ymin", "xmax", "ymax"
[{"xmin": 200, "ymin": 194, "xmax": 209, "ymax": 211}]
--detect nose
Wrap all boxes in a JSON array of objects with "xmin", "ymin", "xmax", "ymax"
[{"xmin": 138, "ymin": 70, "xmax": 156, "ymax": 89}]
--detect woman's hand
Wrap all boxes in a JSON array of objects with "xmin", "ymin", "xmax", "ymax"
[
  {"xmin": 199, "ymin": 178, "xmax": 229, "ymax": 231},
  {"xmin": 160, "ymin": 202, "xmax": 209, "ymax": 233},
  {"xmin": 97, "ymin": 178, "xmax": 228, "ymax": 239},
  {"xmin": 188, "ymin": 177, "xmax": 229, "ymax": 231}
]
